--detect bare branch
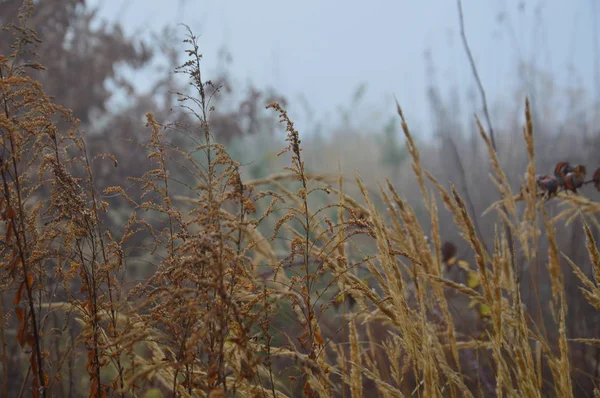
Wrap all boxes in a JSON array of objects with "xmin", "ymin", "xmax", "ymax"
[{"xmin": 457, "ymin": 0, "xmax": 496, "ymax": 150}]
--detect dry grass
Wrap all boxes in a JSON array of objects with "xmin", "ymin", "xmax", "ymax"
[{"xmin": 3, "ymin": 3, "xmax": 600, "ymax": 398}]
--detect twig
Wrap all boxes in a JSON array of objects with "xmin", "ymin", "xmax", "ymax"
[
  {"xmin": 456, "ymin": 0, "xmax": 496, "ymax": 150},
  {"xmin": 456, "ymin": 0, "xmax": 516, "ymax": 268}
]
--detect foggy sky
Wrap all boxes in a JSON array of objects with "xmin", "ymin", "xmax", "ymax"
[{"xmin": 90, "ymin": 0, "xmax": 597, "ymax": 136}]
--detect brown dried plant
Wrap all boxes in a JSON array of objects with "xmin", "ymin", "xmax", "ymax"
[
  {"xmin": 6, "ymin": 3, "xmax": 600, "ymax": 398},
  {"xmin": 1, "ymin": 2, "xmax": 126, "ymax": 397}
]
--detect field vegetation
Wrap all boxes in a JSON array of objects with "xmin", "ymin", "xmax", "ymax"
[{"xmin": 2, "ymin": 1, "xmax": 600, "ymax": 397}]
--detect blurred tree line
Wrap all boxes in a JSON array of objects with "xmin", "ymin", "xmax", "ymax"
[{"xmin": 0, "ymin": 0, "xmax": 287, "ymax": 243}]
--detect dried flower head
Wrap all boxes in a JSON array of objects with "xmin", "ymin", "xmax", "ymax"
[
  {"xmin": 594, "ymin": 167, "xmax": 600, "ymax": 192},
  {"xmin": 536, "ymin": 174, "xmax": 560, "ymax": 196},
  {"xmin": 562, "ymin": 164, "xmax": 586, "ymax": 193}
]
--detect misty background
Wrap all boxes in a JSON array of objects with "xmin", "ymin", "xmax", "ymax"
[
  {"xmin": 89, "ymin": 0, "xmax": 599, "ymax": 137},
  {"xmin": 2, "ymin": 0, "xmax": 598, "ymax": 287},
  {"xmin": 9, "ymin": 0, "xmax": 594, "ymax": 290}
]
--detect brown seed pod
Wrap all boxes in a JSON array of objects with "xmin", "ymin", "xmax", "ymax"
[
  {"xmin": 554, "ymin": 161, "xmax": 574, "ymax": 180},
  {"xmin": 441, "ymin": 241, "xmax": 457, "ymax": 264},
  {"xmin": 563, "ymin": 164, "xmax": 586, "ymax": 193},
  {"xmin": 573, "ymin": 164, "xmax": 586, "ymax": 183},
  {"xmin": 593, "ymin": 167, "xmax": 600, "ymax": 192},
  {"xmin": 536, "ymin": 174, "xmax": 560, "ymax": 196}
]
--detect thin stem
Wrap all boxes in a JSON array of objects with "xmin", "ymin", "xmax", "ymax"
[
  {"xmin": 456, "ymin": 0, "xmax": 496, "ymax": 149},
  {"xmin": 1, "ymin": 66, "xmax": 47, "ymax": 398}
]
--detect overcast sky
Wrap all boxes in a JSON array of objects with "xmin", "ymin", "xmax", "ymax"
[{"xmin": 90, "ymin": 0, "xmax": 597, "ymax": 136}]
